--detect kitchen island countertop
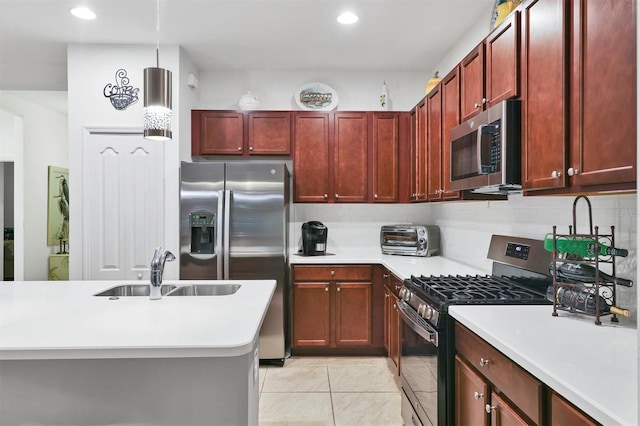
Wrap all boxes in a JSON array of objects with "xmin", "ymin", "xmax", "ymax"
[
  {"xmin": 449, "ymin": 305, "xmax": 637, "ymax": 426},
  {"xmin": 0, "ymin": 279, "xmax": 275, "ymax": 360}
]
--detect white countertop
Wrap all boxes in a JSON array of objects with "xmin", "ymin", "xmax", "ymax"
[
  {"xmin": 290, "ymin": 247, "xmax": 486, "ymax": 279},
  {"xmin": 0, "ymin": 279, "xmax": 275, "ymax": 360},
  {"xmin": 449, "ymin": 305, "xmax": 638, "ymax": 426}
]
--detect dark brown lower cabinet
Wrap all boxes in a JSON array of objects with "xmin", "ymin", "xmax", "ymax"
[
  {"xmin": 549, "ymin": 391, "xmax": 599, "ymax": 426},
  {"xmin": 292, "ymin": 265, "xmax": 380, "ymax": 353}
]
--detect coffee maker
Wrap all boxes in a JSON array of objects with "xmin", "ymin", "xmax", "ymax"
[{"xmin": 301, "ymin": 221, "xmax": 328, "ymax": 256}]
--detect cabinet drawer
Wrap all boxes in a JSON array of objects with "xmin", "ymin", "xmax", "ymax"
[
  {"xmin": 293, "ymin": 265, "xmax": 372, "ymax": 281},
  {"xmin": 455, "ymin": 323, "xmax": 544, "ymax": 425}
]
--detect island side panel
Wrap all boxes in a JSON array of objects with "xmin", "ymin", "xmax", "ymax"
[{"xmin": 0, "ymin": 343, "xmax": 259, "ymax": 426}]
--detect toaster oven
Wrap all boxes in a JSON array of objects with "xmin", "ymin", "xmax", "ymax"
[{"xmin": 380, "ymin": 225, "xmax": 440, "ymax": 257}]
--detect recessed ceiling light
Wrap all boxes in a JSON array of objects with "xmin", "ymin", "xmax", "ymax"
[
  {"xmin": 337, "ymin": 11, "xmax": 359, "ymax": 25},
  {"xmin": 70, "ymin": 7, "xmax": 97, "ymax": 20}
]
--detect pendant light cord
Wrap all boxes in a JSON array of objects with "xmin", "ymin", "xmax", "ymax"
[{"xmin": 155, "ymin": 0, "xmax": 160, "ymax": 67}]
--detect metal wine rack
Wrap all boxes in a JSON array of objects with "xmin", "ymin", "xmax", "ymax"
[{"xmin": 549, "ymin": 195, "xmax": 619, "ymax": 325}]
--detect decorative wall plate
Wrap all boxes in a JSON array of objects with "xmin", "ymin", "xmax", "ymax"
[{"xmin": 295, "ymin": 82, "xmax": 338, "ymax": 111}]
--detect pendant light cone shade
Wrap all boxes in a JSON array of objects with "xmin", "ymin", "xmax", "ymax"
[{"xmin": 143, "ymin": 66, "xmax": 172, "ymax": 141}]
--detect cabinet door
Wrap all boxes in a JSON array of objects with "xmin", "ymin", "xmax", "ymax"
[
  {"xmin": 569, "ymin": 0, "xmax": 636, "ymax": 188},
  {"xmin": 389, "ymin": 291, "xmax": 401, "ymax": 375},
  {"xmin": 489, "ymin": 392, "xmax": 528, "ymax": 426},
  {"xmin": 292, "ymin": 282, "xmax": 330, "ymax": 347},
  {"xmin": 455, "ymin": 355, "xmax": 489, "ymax": 426},
  {"xmin": 335, "ymin": 282, "xmax": 372, "ymax": 346},
  {"xmin": 410, "ymin": 101, "xmax": 428, "ymax": 201},
  {"xmin": 485, "ymin": 11, "xmax": 520, "ymax": 107},
  {"xmin": 427, "ymin": 85, "xmax": 443, "ymax": 201},
  {"xmin": 293, "ymin": 112, "xmax": 330, "ymax": 202},
  {"xmin": 333, "ymin": 113, "xmax": 368, "ymax": 203},
  {"xmin": 521, "ymin": 0, "xmax": 569, "ymax": 191},
  {"xmin": 247, "ymin": 111, "xmax": 291, "ymax": 155},
  {"xmin": 460, "ymin": 44, "xmax": 485, "ymax": 121},
  {"xmin": 441, "ymin": 68, "xmax": 462, "ymax": 200},
  {"xmin": 550, "ymin": 391, "xmax": 598, "ymax": 426},
  {"xmin": 194, "ymin": 111, "xmax": 244, "ymax": 155},
  {"xmin": 371, "ymin": 113, "xmax": 400, "ymax": 202},
  {"xmin": 384, "ymin": 286, "xmax": 391, "ymax": 353}
]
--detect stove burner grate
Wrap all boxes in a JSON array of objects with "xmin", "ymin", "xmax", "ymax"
[{"xmin": 407, "ymin": 274, "xmax": 549, "ymax": 307}]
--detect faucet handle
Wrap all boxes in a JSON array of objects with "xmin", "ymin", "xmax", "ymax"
[{"xmin": 165, "ymin": 250, "xmax": 176, "ymax": 262}]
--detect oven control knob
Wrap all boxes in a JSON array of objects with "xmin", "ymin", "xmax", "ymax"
[
  {"xmin": 417, "ymin": 304, "xmax": 426, "ymax": 317},
  {"xmin": 398, "ymin": 288, "xmax": 405, "ymax": 299},
  {"xmin": 403, "ymin": 290, "xmax": 412, "ymax": 302},
  {"xmin": 423, "ymin": 305, "xmax": 434, "ymax": 320}
]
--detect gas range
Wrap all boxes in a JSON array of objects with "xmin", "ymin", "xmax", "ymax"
[{"xmin": 398, "ymin": 235, "xmax": 553, "ymax": 426}]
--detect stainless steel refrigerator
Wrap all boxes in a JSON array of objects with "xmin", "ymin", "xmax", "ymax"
[{"xmin": 179, "ymin": 161, "xmax": 289, "ymax": 362}]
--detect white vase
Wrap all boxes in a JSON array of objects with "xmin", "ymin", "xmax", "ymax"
[{"xmin": 379, "ymin": 81, "xmax": 390, "ymax": 111}]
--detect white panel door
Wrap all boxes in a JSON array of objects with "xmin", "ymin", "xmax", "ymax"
[{"xmin": 85, "ymin": 132, "xmax": 164, "ymax": 280}]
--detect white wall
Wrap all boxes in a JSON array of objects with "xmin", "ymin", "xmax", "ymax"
[
  {"xmin": 0, "ymin": 94, "xmax": 66, "ymax": 281},
  {"xmin": 67, "ymin": 43, "xmax": 182, "ymax": 280},
  {"xmin": 197, "ymin": 70, "xmax": 428, "ymax": 112}
]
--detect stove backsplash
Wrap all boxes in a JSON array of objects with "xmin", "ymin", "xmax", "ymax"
[{"xmin": 292, "ymin": 193, "xmax": 637, "ymax": 324}]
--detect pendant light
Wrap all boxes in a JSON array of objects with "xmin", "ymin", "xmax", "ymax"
[{"xmin": 143, "ymin": 0, "xmax": 172, "ymax": 141}]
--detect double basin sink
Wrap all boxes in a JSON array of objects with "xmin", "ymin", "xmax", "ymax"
[{"xmin": 94, "ymin": 283, "xmax": 241, "ymax": 298}]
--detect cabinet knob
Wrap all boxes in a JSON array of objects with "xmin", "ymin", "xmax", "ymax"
[
  {"xmin": 485, "ymin": 404, "xmax": 495, "ymax": 414},
  {"xmin": 551, "ymin": 170, "xmax": 562, "ymax": 178},
  {"xmin": 567, "ymin": 167, "xmax": 579, "ymax": 176},
  {"xmin": 323, "ymin": 194, "xmax": 328, "ymax": 199},
  {"xmin": 325, "ymin": 286, "xmax": 329, "ymax": 292},
  {"xmin": 374, "ymin": 194, "xmax": 378, "ymax": 199},
  {"xmin": 474, "ymin": 392, "xmax": 484, "ymax": 400},
  {"xmin": 395, "ymin": 285, "xmax": 401, "ymax": 291},
  {"xmin": 479, "ymin": 358, "xmax": 491, "ymax": 367},
  {"xmin": 249, "ymin": 146, "xmax": 254, "ymax": 151},
  {"xmin": 482, "ymin": 97, "xmax": 487, "ymax": 104},
  {"xmin": 335, "ymin": 193, "xmax": 339, "ymax": 198},
  {"xmin": 393, "ymin": 303, "xmax": 398, "ymax": 310},
  {"xmin": 385, "ymin": 293, "xmax": 389, "ymax": 298},
  {"xmin": 382, "ymin": 273, "xmax": 389, "ymax": 278},
  {"xmin": 330, "ymin": 270, "xmax": 335, "ymax": 276},
  {"xmin": 237, "ymin": 146, "xmax": 242, "ymax": 151},
  {"xmin": 337, "ymin": 286, "xmax": 341, "ymax": 292},
  {"xmin": 137, "ymin": 273, "xmax": 143, "ymax": 280}
]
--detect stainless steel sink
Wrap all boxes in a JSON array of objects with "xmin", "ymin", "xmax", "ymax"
[
  {"xmin": 165, "ymin": 284, "xmax": 241, "ymax": 296},
  {"xmin": 94, "ymin": 284, "xmax": 177, "ymax": 297}
]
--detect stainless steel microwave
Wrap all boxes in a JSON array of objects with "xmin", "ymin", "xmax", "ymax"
[{"xmin": 449, "ymin": 99, "xmax": 521, "ymax": 194}]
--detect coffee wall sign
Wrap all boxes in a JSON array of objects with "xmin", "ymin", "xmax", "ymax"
[{"xmin": 103, "ymin": 69, "xmax": 139, "ymax": 110}]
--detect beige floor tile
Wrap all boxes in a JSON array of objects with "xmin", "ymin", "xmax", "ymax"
[
  {"xmin": 332, "ymin": 392, "xmax": 403, "ymax": 426},
  {"xmin": 326, "ymin": 356, "xmax": 388, "ymax": 367},
  {"xmin": 285, "ymin": 356, "xmax": 329, "ymax": 367},
  {"xmin": 262, "ymin": 366, "xmax": 330, "ymax": 392},
  {"xmin": 259, "ymin": 392, "xmax": 335, "ymax": 425},
  {"xmin": 328, "ymin": 365, "xmax": 398, "ymax": 393}
]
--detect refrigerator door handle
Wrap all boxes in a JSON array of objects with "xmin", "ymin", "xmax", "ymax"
[
  {"xmin": 216, "ymin": 190, "xmax": 225, "ymax": 280},
  {"xmin": 223, "ymin": 189, "xmax": 231, "ymax": 280}
]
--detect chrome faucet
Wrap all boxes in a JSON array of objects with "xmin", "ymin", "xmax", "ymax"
[{"xmin": 149, "ymin": 247, "xmax": 175, "ymax": 300}]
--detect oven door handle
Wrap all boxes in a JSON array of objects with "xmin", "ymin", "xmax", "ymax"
[{"xmin": 397, "ymin": 300, "xmax": 439, "ymax": 347}]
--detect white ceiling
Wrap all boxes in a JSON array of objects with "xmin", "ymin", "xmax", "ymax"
[{"xmin": 0, "ymin": 0, "xmax": 496, "ymax": 91}]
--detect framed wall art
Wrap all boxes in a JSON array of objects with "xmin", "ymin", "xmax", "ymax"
[{"xmin": 47, "ymin": 166, "xmax": 69, "ymax": 247}]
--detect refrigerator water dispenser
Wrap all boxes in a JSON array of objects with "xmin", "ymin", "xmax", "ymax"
[{"xmin": 190, "ymin": 212, "xmax": 215, "ymax": 254}]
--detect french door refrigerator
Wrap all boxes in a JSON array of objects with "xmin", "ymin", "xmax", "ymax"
[{"xmin": 179, "ymin": 161, "xmax": 289, "ymax": 362}]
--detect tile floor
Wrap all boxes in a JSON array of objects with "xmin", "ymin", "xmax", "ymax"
[{"xmin": 258, "ymin": 356, "xmax": 403, "ymax": 425}]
